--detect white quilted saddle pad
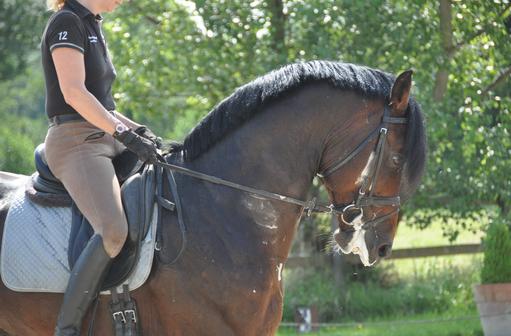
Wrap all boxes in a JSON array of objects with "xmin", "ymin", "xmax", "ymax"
[{"xmin": 1, "ymin": 189, "xmax": 156, "ymax": 294}]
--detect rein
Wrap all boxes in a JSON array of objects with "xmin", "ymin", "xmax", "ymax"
[
  {"xmin": 153, "ymin": 158, "xmax": 335, "ymax": 217},
  {"xmin": 153, "ymin": 102, "xmax": 408, "ymax": 229}
]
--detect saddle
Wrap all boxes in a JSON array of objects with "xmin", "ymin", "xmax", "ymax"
[
  {"xmin": 1, "ymin": 144, "xmax": 182, "ymax": 335},
  {"xmin": 25, "ymin": 143, "xmax": 156, "ymax": 289}
]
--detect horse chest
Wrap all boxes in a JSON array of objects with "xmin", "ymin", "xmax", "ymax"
[{"xmin": 147, "ymin": 265, "xmax": 282, "ymax": 335}]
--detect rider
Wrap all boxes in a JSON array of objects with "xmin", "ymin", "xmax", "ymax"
[{"xmin": 42, "ymin": 0, "xmax": 159, "ymax": 334}]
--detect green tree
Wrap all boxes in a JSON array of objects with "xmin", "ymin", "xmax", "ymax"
[
  {"xmin": 0, "ymin": 115, "xmax": 41, "ymax": 174},
  {"xmin": 0, "ymin": 0, "xmax": 47, "ymax": 80}
]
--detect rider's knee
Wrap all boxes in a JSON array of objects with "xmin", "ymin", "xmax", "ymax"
[{"xmin": 101, "ymin": 224, "xmax": 128, "ymax": 258}]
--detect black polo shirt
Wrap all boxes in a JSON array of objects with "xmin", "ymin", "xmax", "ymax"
[{"xmin": 41, "ymin": 0, "xmax": 116, "ymax": 118}]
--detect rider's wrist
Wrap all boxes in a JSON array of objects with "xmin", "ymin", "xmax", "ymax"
[{"xmin": 112, "ymin": 122, "xmax": 130, "ymax": 138}]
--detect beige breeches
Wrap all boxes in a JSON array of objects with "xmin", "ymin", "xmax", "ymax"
[{"xmin": 44, "ymin": 121, "xmax": 128, "ymax": 257}]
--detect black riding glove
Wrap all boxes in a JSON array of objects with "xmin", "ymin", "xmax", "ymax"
[
  {"xmin": 114, "ymin": 129, "xmax": 159, "ymax": 163},
  {"xmin": 135, "ymin": 126, "xmax": 163, "ymax": 149}
]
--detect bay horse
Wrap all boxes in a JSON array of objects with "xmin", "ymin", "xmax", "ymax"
[{"xmin": 0, "ymin": 61, "xmax": 426, "ymax": 335}]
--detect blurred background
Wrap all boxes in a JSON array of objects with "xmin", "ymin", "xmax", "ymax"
[{"xmin": 1, "ymin": 0, "xmax": 510, "ymax": 335}]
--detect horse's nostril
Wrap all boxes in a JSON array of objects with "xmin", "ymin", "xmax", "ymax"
[{"xmin": 378, "ymin": 244, "xmax": 392, "ymax": 258}]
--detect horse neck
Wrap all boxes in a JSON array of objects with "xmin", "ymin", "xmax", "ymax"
[{"xmin": 184, "ymin": 84, "xmax": 356, "ymax": 258}]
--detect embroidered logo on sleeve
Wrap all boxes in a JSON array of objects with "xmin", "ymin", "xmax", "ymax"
[
  {"xmin": 57, "ymin": 31, "xmax": 68, "ymax": 40},
  {"xmin": 88, "ymin": 35, "xmax": 98, "ymax": 43}
]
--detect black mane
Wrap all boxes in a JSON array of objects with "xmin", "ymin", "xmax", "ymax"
[{"xmin": 178, "ymin": 61, "xmax": 426, "ymax": 192}]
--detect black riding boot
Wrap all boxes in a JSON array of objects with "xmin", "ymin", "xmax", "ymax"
[{"xmin": 55, "ymin": 234, "xmax": 113, "ymax": 336}]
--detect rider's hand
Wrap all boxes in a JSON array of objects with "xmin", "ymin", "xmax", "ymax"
[
  {"xmin": 135, "ymin": 126, "xmax": 163, "ymax": 149},
  {"xmin": 114, "ymin": 129, "xmax": 158, "ymax": 163}
]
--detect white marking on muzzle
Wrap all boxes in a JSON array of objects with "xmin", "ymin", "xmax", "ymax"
[
  {"xmin": 339, "ymin": 228, "xmax": 376, "ymax": 267},
  {"xmin": 338, "ymin": 209, "xmax": 375, "ymax": 267}
]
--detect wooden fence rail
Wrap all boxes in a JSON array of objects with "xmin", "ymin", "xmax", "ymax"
[{"xmin": 286, "ymin": 243, "xmax": 482, "ymax": 268}]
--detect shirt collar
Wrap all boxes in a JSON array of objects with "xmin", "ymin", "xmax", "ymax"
[{"xmin": 64, "ymin": 0, "xmax": 103, "ymax": 21}]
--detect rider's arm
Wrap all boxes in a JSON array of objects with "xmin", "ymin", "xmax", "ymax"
[{"xmin": 52, "ymin": 47, "xmax": 123, "ymax": 135}]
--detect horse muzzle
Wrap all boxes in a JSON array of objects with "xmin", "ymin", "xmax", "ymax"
[{"xmin": 333, "ymin": 225, "xmax": 393, "ymax": 266}]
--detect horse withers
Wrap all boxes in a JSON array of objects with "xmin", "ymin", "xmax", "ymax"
[{"xmin": 0, "ymin": 61, "xmax": 426, "ymax": 335}]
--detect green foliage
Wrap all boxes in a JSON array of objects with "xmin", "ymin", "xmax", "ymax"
[
  {"xmin": 0, "ymin": 0, "xmax": 48, "ymax": 80},
  {"xmin": 481, "ymin": 221, "xmax": 511, "ymax": 284},
  {"xmin": 0, "ymin": 113, "xmax": 45, "ymax": 174},
  {"xmin": 0, "ymin": 124, "xmax": 35, "ymax": 174},
  {"xmin": 403, "ymin": 208, "xmax": 490, "ymax": 242},
  {"xmin": 283, "ymin": 259, "xmax": 479, "ymax": 323},
  {"xmin": 283, "ymin": 269, "xmax": 340, "ymax": 322},
  {"xmin": 0, "ymin": 59, "xmax": 46, "ymax": 119},
  {"xmin": 0, "ymin": 57, "xmax": 46, "ymax": 174},
  {"xmin": 0, "ymin": 0, "xmax": 47, "ymax": 175}
]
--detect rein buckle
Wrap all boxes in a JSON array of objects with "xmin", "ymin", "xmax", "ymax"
[
  {"xmin": 327, "ymin": 204, "xmax": 335, "ymax": 214},
  {"xmin": 112, "ymin": 311, "xmax": 126, "ymax": 324},
  {"xmin": 305, "ymin": 197, "xmax": 317, "ymax": 217},
  {"xmin": 125, "ymin": 309, "xmax": 137, "ymax": 323}
]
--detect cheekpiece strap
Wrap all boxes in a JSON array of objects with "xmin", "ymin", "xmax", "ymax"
[
  {"xmin": 383, "ymin": 116, "xmax": 408, "ymax": 124},
  {"xmin": 356, "ymin": 196, "xmax": 401, "ymax": 207}
]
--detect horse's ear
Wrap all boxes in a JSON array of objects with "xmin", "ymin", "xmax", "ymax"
[{"xmin": 389, "ymin": 70, "xmax": 413, "ymax": 116}]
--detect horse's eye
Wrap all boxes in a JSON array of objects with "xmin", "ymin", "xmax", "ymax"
[{"xmin": 391, "ymin": 154, "xmax": 402, "ymax": 167}]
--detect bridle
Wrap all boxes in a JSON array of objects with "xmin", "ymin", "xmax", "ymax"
[
  {"xmin": 317, "ymin": 103, "xmax": 408, "ymax": 230},
  {"xmin": 153, "ymin": 102, "xmax": 408, "ymax": 230}
]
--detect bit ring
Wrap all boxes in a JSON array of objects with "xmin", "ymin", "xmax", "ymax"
[{"xmin": 341, "ymin": 204, "xmax": 363, "ymax": 225}]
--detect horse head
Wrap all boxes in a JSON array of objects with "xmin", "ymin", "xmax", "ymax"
[{"xmin": 318, "ymin": 70, "xmax": 425, "ymax": 266}]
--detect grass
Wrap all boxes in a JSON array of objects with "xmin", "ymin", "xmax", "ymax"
[
  {"xmin": 392, "ymin": 218, "xmax": 484, "ymax": 249},
  {"xmin": 374, "ymin": 216, "xmax": 484, "ymax": 279},
  {"xmin": 385, "ymin": 254, "xmax": 482, "ymax": 279},
  {"xmin": 282, "ymin": 255, "xmax": 482, "ymax": 322},
  {"xmin": 277, "ymin": 312, "xmax": 483, "ymax": 335},
  {"xmin": 278, "ymin": 220, "xmax": 487, "ymax": 335}
]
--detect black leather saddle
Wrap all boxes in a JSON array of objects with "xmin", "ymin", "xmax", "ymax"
[{"xmin": 27, "ymin": 143, "xmax": 156, "ymax": 289}]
